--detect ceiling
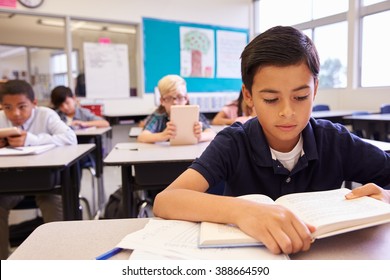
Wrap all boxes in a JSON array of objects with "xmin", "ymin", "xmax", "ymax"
[{"xmin": 0, "ymin": 11, "xmax": 136, "ymax": 58}]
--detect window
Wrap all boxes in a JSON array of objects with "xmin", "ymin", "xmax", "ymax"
[
  {"xmin": 256, "ymin": 0, "xmax": 390, "ymax": 89},
  {"xmin": 258, "ymin": 0, "xmax": 348, "ymax": 89},
  {"xmin": 361, "ymin": 9, "xmax": 390, "ymax": 87},
  {"xmin": 314, "ymin": 22, "xmax": 348, "ymax": 88},
  {"xmin": 51, "ymin": 51, "xmax": 78, "ymax": 88},
  {"xmin": 258, "ymin": 0, "xmax": 312, "ymax": 32}
]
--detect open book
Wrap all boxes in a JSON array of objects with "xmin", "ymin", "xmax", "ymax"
[
  {"xmin": 0, "ymin": 144, "xmax": 56, "ymax": 156},
  {"xmin": 199, "ymin": 188, "xmax": 390, "ymax": 248}
]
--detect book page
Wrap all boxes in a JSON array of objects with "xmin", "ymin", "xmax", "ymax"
[
  {"xmin": 199, "ymin": 194, "xmax": 275, "ymax": 247},
  {"xmin": 275, "ymin": 188, "xmax": 390, "ymax": 238},
  {"xmin": 118, "ymin": 219, "xmax": 287, "ymax": 260}
]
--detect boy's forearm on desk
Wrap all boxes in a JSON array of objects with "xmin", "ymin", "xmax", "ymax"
[
  {"xmin": 154, "ymin": 188, "xmax": 241, "ymax": 225},
  {"xmin": 137, "ymin": 131, "xmax": 166, "ymax": 143}
]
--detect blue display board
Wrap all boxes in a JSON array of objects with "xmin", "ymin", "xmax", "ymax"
[{"xmin": 143, "ymin": 17, "xmax": 248, "ymax": 94}]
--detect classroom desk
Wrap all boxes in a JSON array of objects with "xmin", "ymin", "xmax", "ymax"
[
  {"xmin": 0, "ymin": 144, "xmax": 95, "ymax": 220},
  {"xmin": 104, "ymin": 142, "xmax": 210, "ymax": 217},
  {"xmin": 104, "ymin": 113, "xmax": 149, "ymax": 126},
  {"xmin": 344, "ymin": 113, "xmax": 390, "ymax": 141},
  {"xmin": 8, "ymin": 218, "xmax": 390, "ymax": 260},
  {"xmin": 363, "ymin": 138, "xmax": 390, "ymax": 152},
  {"xmin": 129, "ymin": 125, "xmax": 227, "ymax": 138},
  {"xmin": 75, "ymin": 127, "xmax": 112, "ymax": 213},
  {"xmin": 311, "ymin": 110, "xmax": 361, "ymax": 124}
]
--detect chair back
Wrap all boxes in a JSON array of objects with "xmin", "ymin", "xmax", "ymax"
[
  {"xmin": 380, "ymin": 104, "xmax": 390, "ymax": 114},
  {"xmin": 352, "ymin": 111, "xmax": 370, "ymax": 116},
  {"xmin": 312, "ymin": 104, "xmax": 330, "ymax": 112}
]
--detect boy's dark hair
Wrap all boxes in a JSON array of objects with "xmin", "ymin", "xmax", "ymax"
[
  {"xmin": 51, "ymin": 85, "xmax": 74, "ymax": 108},
  {"xmin": 241, "ymin": 26, "xmax": 320, "ymax": 93},
  {"xmin": 0, "ymin": 79, "xmax": 35, "ymax": 103}
]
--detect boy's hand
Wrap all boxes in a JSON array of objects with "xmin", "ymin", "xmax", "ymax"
[
  {"xmin": 345, "ymin": 183, "xmax": 390, "ymax": 203},
  {"xmin": 72, "ymin": 120, "xmax": 88, "ymax": 128},
  {"xmin": 7, "ymin": 130, "xmax": 27, "ymax": 147},
  {"xmin": 0, "ymin": 137, "xmax": 7, "ymax": 148},
  {"xmin": 193, "ymin": 122, "xmax": 202, "ymax": 141},
  {"xmin": 235, "ymin": 201, "xmax": 315, "ymax": 255},
  {"xmin": 160, "ymin": 121, "xmax": 176, "ymax": 141}
]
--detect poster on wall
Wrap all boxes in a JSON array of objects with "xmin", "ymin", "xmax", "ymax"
[
  {"xmin": 83, "ymin": 42, "xmax": 130, "ymax": 99},
  {"xmin": 180, "ymin": 27, "xmax": 215, "ymax": 78},
  {"xmin": 216, "ymin": 30, "xmax": 247, "ymax": 79}
]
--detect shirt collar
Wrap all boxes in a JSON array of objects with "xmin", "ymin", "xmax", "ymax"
[
  {"xmin": 245, "ymin": 117, "xmax": 319, "ymax": 167},
  {"xmin": 22, "ymin": 107, "xmax": 36, "ymax": 131}
]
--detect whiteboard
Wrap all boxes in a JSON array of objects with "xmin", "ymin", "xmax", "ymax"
[{"xmin": 83, "ymin": 42, "xmax": 130, "ymax": 99}]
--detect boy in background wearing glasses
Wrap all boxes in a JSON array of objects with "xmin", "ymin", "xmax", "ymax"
[{"xmin": 137, "ymin": 74, "xmax": 215, "ymax": 143}]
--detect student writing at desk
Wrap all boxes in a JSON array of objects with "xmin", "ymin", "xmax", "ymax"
[
  {"xmin": 0, "ymin": 80, "xmax": 77, "ymax": 259},
  {"xmin": 154, "ymin": 26, "xmax": 390, "ymax": 255},
  {"xmin": 137, "ymin": 74, "xmax": 216, "ymax": 143}
]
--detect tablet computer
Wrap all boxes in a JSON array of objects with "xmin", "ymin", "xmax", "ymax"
[
  {"xmin": 170, "ymin": 105, "xmax": 199, "ymax": 146},
  {"xmin": 0, "ymin": 127, "xmax": 21, "ymax": 138}
]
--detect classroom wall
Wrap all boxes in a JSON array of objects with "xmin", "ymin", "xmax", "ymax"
[
  {"xmin": 2, "ymin": 0, "xmax": 388, "ymax": 113},
  {"xmin": 2, "ymin": 0, "xmax": 252, "ymax": 115}
]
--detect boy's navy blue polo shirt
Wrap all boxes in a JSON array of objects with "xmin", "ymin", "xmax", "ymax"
[{"xmin": 190, "ymin": 117, "xmax": 390, "ymax": 201}]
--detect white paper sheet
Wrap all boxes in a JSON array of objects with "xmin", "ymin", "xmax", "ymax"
[{"xmin": 117, "ymin": 219, "xmax": 288, "ymax": 260}]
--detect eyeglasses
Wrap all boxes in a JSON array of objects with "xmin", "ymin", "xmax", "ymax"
[{"xmin": 162, "ymin": 95, "xmax": 187, "ymax": 103}]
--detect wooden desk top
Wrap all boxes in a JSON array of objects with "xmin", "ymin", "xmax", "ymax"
[
  {"xmin": 0, "ymin": 144, "xmax": 95, "ymax": 168},
  {"xmin": 8, "ymin": 218, "xmax": 390, "ymax": 260},
  {"xmin": 104, "ymin": 142, "xmax": 210, "ymax": 165}
]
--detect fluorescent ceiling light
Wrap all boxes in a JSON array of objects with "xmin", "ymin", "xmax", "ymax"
[
  {"xmin": 38, "ymin": 19, "xmax": 64, "ymax": 27},
  {"xmin": 107, "ymin": 26, "xmax": 136, "ymax": 34},
  {"xmin": 0, "ymin": 47, "xmax": 26, "ymax": 58},
  {"xmin": 37, "ymin": 19, "xmax": 134, "ymax": 34}
]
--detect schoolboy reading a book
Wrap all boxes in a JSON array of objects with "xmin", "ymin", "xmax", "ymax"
[
  {"xmin": 50, "ymin": 86, "xmax": 109, "ymax": 129},
  {"xmin": 0, "ymin": 80, "xmax": 77, "ymax": 259},
  {"xmin": 153, "ymin": 26, "xmax": 390, "ymax": 255},
  {"xmin": 137, "ymin": 74, "xmax": 216, "ymax": 143}
]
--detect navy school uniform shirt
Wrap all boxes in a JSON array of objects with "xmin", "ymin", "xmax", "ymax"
[{"xmin": 190, "ymin": 117, "xmax": 390, "ymax": 201}]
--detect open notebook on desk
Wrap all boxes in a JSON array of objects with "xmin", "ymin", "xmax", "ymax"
[{"xmin": 0, "ymin": 144, "xmax": 56, "ymax": 156}]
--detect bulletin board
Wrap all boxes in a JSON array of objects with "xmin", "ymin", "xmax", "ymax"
[{"xmin": 143, "ymin": 17, "xmax": 249, "ymax": 94}]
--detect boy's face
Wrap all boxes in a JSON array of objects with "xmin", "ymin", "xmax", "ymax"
[
  {"xmin": 59, "ymin": 96, "xmax": 76, "ymax": 116},
  {"xmin": 1, "ymin": 94, "xmax": 36, "ymax": 126},
  {"xmin": 243, "ymin": 62, "xmax": 318, "ymax": 152},
  {"xmin": 160, "ymin": 88, "xmax": 188, "ymax": 115}
]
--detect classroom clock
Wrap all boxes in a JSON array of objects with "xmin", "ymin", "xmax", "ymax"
[{"xmin": 18, "ymin": 0, "xmax": 44, "ymax": 8}]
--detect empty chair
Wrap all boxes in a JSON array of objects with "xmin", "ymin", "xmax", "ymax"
[
  {"xmin": 312, "ymin": 104, "xmax": 330, "ymax": 112},
  {"xmin": 380, "ymin": 104, "xmax": 390, "ymax": 114}
]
